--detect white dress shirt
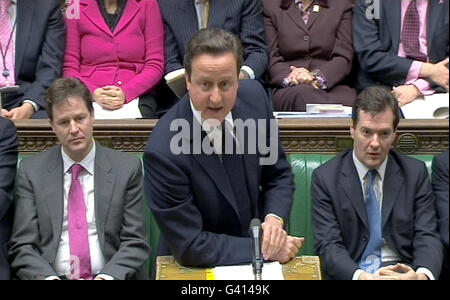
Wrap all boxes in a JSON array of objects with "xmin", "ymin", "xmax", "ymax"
[
  {"xmin": 48, "ymin": 144, "xmax": 112, "ymax": 280},
  {"xmin": 190, "ymin": 99, "xmax": 284, "ymax": 224},
  {"xmin": 351, "ymin": 151, "xmax": 434, "ymax": 280}
]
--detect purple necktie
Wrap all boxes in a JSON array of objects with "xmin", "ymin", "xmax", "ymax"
[
  {"xmin": 68, "ymin": 164, "xmax": 92, "ymax": 280},
  {"xmin": 401, "ymin": 0, "xmax": 427, "ymax": 62}
]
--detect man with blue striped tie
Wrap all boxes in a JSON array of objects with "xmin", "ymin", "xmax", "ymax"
[{"xmin": 312, "ymin": 86, "xmax": 444, "ymax": 280}]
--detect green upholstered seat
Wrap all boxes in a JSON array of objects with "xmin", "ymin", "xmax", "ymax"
[{"xmin": 15, "ymin": 152, "xmax": 436, "ymax": 276}]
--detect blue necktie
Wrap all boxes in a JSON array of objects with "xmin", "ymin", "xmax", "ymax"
[{"xmin": 359, "ymin": 170, "xmax": 382, "ymax": 273}]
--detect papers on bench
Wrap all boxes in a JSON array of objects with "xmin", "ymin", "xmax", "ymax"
[
  {"xmin": 212, "ymin": 262, "xmax": 284, "ymax": 280},
  {"xmin": 165, "ymin": 68, "xmax": 187, "ymax": 99},
  {"xmin": 274, "ymin": 104, "xmax": 352, "ymax": 119},
  {"xmin": 401, "ymin": 93, "xmax": 449, "ymax": 119}
]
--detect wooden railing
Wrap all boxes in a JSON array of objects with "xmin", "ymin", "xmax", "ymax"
[{"xmin": 14, "ymin": 119, "xmax": 449, "ymax": 155}]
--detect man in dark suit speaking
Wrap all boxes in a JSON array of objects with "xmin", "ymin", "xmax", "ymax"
[
  {"xmin": 0, "ymin": 117, "xmax": 18, "ymax": 280},
  {"xmin": 312, "ymin": 86, "xmax": 444, "ymax": 280},
  {"xmin": 145, "ymin": 28, "xmax": 302, "ymax": 268},
  {"xmin": 9, "ymin": 78, "xmax": 150, "ymax": 280},
  {"xmin": 0, "ymin": 0, "xmax": 65, "ymax": 119}
]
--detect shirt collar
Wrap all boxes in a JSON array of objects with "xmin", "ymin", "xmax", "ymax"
[
  {"xmin": 190, "ymin": 98, "xmax": 234, "ymax": 133},
  {"xmin": 352, "ymin": 150, "xmax": 388, "ymax": 182},
  {"xmin": 62, "ymin": 142, "xmax": 96, "ymax": 175}
]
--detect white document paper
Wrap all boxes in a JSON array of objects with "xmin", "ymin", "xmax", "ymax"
[
  {"xmin": 213, "ymin": 262, "xmax": 284, "ymax": 280},
  {"xmin": 401, "ymin": 93, "xmax": 449, "ymax": 119},
  {"xmin": 93, "ymin": 100, "xmax": 142, "ymax": 119}
]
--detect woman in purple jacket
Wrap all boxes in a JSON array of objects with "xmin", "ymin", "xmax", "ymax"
[{"xmin": 263, "ymin": 0, "xmax": 356, "ymax": 111}]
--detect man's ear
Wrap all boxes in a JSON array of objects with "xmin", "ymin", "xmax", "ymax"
[{"xmin": 350, "ymin": 124, "xmax": 355, "ymax": 139}]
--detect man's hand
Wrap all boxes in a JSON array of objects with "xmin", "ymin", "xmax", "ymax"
[
  {"xmin": 267, "ymin": 236, "xmax": 304, "ymax": 264},
  {"xmin": 359, "ymin": 264, "xmax": 429, "ymax": 280},
  {"xmin": 93, "ymin": 86, "xmax": 125, "ymax": 110},
  {"xmin": 2, "ymin": 103, "xmax": 35, "ymax": 119},
  {"xmin": 377, "ymin": 263, "xmax": 428, "ymax": 280},
  {"xmin": 261, "ymin": 215, "xmax": 287, "ymax": 260},
  {"xmin": 421, "ymin": 58, "xmax": 449, "ymax": 91},
  {"xmin": 392, "ymin": 85, "xmax": 421, "ymax": 106}
]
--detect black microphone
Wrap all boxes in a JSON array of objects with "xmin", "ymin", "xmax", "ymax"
[{"xmin": 249, "ymin": 218, "xmax": 263, "ymax": 280}]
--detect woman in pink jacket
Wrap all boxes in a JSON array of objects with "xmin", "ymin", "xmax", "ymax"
[{"xmin": 64, "ymin": 0, "xmax": 165, "ymax": 119}]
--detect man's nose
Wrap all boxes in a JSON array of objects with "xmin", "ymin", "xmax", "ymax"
[{"xmin": 209, "ymin": 85, "xmax": 222, "ymax": 105}]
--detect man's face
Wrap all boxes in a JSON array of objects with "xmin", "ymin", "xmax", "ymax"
[
  {"xmin": 50, "ymin": 97, "xmax": 94, "ymax": 162},
  {"xmin": 186, "ymin": 52, "xmax": 239, "ymax": 123},
  {"xmin": 350, "ymin": 109, "xmax": 396, "ymax": 169}
]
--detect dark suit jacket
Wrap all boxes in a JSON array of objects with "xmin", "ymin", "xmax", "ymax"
[
  {"xmin": 158, "ymin": 0, "xmax": 268, "ymax": 79},
  {"xmin": 9, "ymin": 143, "xmax": 150, "ymax": 280},
  {"xmin": 353, "ymin": 0, "xmax": 449, "ymax": 91},
  {"xmin": 263, "ymin": 0, "xmax": 354, "ymax": 91},
  {"xmin": 144, "ymin": 79, "xmax": 294, "ymax": 267},
  {"xmin": 432, "ymin": 150, "xmax": 449, "ymax": 279},
  {"xmin": 0, "ymin": 118, "xmax": 18, "ymax": 280},
  {"xmin": 2, "ymin": 0, "xmax": 65, "ymax": 112},
  {"xmin": 312, "ymin": 149, "xmax": 444, "ymax": 280}
]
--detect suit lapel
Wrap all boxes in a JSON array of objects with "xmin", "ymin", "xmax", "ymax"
[
  {"xmin": 44, "ymin": 147, "xmax": 64, "ymax": 251},
  {"xmin": 80, "ymin": 0, "xmax": 113, "ymax": 37},
  {"xmin": 15, "ymin": 0, "xmax": 34, "ymax": 75},
  {"xmin": 113, "ymin": 0, "xmax": 140, "ymax": 36},
  {"xmin": 381, "ymin": 155, "xmax": 403, "ymax": 228},
  {"xmin": 178, "ymin": 96, "xmax": 241, "ymax": 219},
  {"xmin": 286, "ymin": 3, "xmax": 308, "ymax": 34},
  {"xmin": 93, "ymin": 144, "xmax": 116, "ymax": 250},
  {"xmin": 232, "ymin": 97, "xmax": 259, "ymax": 219},
  {"xmin": 427, "ymin": 0, "xmax": 444, "ymax": 51},
  {"xmin": 383, "ymin": 1, "xmax": 401, "ymax": 52},
  {"xmin": 208, "ymin": 0, "xmax": 228, "ymax": 29},
  {"xmin": 339, "ymin": 154, "xmax": 369, "ymax": 230}
]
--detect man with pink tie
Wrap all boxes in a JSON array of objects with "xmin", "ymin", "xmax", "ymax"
[
  {"xmin": 9, "ymin": 78, "xmax": 150, "ymax": 280},
  {"xmin": 0, "ymin": 0, "xmax": 64, "ymax": 119},
  {"xmin": 354, "ymin": 0, "xmax": 449, "ymax": 107}
]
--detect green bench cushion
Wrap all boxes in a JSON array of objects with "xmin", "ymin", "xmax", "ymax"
[{"xmin": 16, "ymin": 152, "xmax": 436, "ymax": 274}]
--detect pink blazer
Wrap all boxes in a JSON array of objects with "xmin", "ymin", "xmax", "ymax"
[{"xmin": 64, "ymin": 0, "xmax": 165, "ymax": 103}]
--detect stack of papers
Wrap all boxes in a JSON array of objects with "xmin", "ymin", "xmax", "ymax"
[
  {"xmin": 274, "ymin": 104, "xmax": 352, "ymax": 119},
  {"xmin": 401, "ymin": 93, "xmax": 449, "ymax": 119},
  {"xmin": 212, "ymin": 262, "xmax": 284, "ymax": 280}
]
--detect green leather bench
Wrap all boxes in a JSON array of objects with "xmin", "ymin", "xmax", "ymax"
[{"xmin": 15, "ymin": 153, "xmax": 436, "ymax": 276}]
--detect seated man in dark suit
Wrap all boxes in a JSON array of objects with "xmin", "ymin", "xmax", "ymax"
[
  {"xmin": 312, "ymin": 86, "xmax": 444, "ymax": 280},
  {"xmin": 432, "ymin": 150, "xmax": 449, "ymax": 280},
  {"xmin": 145, "ymin": 28, "xmax": 302, "ymax": 268},
  {"xmin": 9, "ymin": 78, "xmax": 150, "ymax": 280},
  {"xmin": 155, "ymin": 0, "xmax": 268, "ymax": 113},
  {"xmin": 159, "ymin": 0, "xmax": 268, "ymax": 81},
  {"xmin": 0, "ymin": 0, "xmax": 65, "ymax": 119},
  {"xmin": 353, "ymin": 0, "xmax": 449, "ymax": 107},
  {"xmin": 0, "ymin": 117, "xmax": 18, "ymax": 280}
]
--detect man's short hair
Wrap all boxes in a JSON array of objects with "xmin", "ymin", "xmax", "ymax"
[
  {"xmin": 352, "ymin": 86, "xmax": 400, "ymax": 129},
  {"xmin": 184, "ymin": 28, "xmax": 243, "ymax": 77},
  {"xmin": 46, "ymin": 78, "xmax": 93, "ymax": 120}
]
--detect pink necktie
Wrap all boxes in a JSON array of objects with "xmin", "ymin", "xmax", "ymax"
[
  {"xmin": 0, "ymin": 0, "xmax": 15, "ymax": 87},
  {"xmin": 68, "ymin": 164, "xmax": 92, "ymax": 280},
  {"xmin": 401, "ymin": 0, "xmax": 427, "ymax": 62}
]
